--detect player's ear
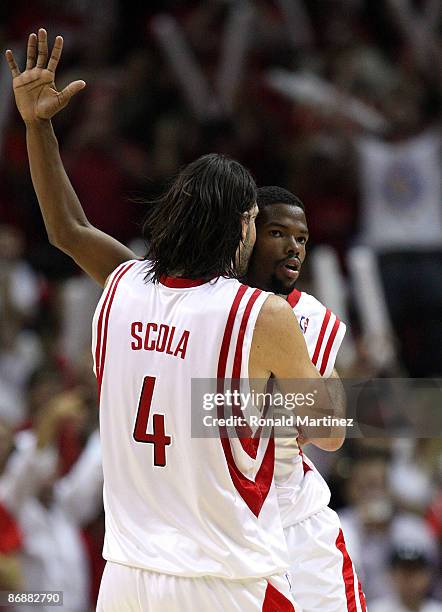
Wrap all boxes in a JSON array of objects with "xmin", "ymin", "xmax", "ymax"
[
  {"xmin": 241, "ymin": 204, "xmax": 257, "ymax": 242},
  {"xmin": 241, "ymin": 212, "xmax": 250, "ymax": 242}
]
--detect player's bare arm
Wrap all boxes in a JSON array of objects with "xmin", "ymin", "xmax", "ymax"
[
  {"xmin": 297, "ymin": 367, "xmax": 346, "ymax": 450},
  {"xmin": 250, "ymin": 296, "xmax": 345, "ymax": 450},
  {"xmin": 5, "ymin": 29, "xmax": 135, "ymax": 287}
]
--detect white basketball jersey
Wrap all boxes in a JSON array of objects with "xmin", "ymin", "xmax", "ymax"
[
  {"xmin": 275, "ymin": 288, "xmax": 346, "ymax": 526},
  {"xmin": 92, "ymin": 260, "xmax": 289, "ymax": 579}
]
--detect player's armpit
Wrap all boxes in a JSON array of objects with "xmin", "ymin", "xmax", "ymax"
[
  {"xmin": 56, "ymin": 223, "xmax": 136, "ymax": 287},
  {"xmin": 250, "ymin": 296, "xmax": 346, "ymax": 449}
]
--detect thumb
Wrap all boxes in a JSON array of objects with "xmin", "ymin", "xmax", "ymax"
[{"xmin": 58, "ymin": 79, "xmax": 86, "ymax": 108}]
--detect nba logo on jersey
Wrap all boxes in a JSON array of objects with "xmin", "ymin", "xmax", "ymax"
[{"xmin": 299, "ymin": 315, "xmax": 309, "ymax": 334}]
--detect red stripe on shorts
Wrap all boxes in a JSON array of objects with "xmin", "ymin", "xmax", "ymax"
[
  {"xmin": 358, "ymin": 578, "xmax": 367, "ymax": 612},
  {"xmin": 336, "ymin": 528, "xmax": 358, "ymax": 611},
  {"xmin": 262, "ymin": 581, "xmax": 295, "ymax": 611}
]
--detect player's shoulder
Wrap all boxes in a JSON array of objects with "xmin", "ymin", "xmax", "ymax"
[
  {"xmin": 251, "ymin": 294, "xmax": 305, "ymax": 374},
  {"xmin": 288, "ymin": 288, "xmax": 326, "ymax": 316},
  {"xmin": 254, "ymin": 293, "xmax": 296, "ymax": 336},
  {"xmin": 104, "ymin": 258, "xmax": 146, "ymax": 289},
  {"xmin": 259, "ymin": 293, "xmax": 294, "ymax": 318}
]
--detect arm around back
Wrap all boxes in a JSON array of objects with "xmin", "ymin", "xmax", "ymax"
[{"xmin": 250, "ymin": 295, "xmax": 345, "ymax": 450}]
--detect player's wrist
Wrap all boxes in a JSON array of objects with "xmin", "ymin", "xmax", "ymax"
[{"xmin": 24, "ymin": 117, "xmax": 52, "ymax": 129}]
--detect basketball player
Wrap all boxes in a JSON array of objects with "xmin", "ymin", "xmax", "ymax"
[
  {"xmin": 6, "ymin": 30, "xmax": 345, "ymax": 611},
  {"xmin": 246, "ymin": 186, "xmax": 367, "ymax": 611}
]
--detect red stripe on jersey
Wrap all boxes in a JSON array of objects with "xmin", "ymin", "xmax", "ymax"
[
  {"xmin": 217, "ymin": 285, "xmax": 248, "ymax": 379},
  {"xmin": 287, "ymin": 288, "xmax": 301, "ymax": 308},
  {"xmin": 159, "ymin": 275, "xmax": 209, "ymax": 288},
  {"xmin": 232, "ymin": 289, "xmax": 262, "ymax": 378},
  {"xmin": 232, "ymin": 289, "xmax": 262, "ymax": 459},
  {"xmin": 217, "ymin": 285, "xmax": 274, "ymax": 517},
  {"xmin": 244, "ymin": 377, "xmax": 274, "ymax": 459},
  {"xmin": 97, "ymin": 262, "xmax": 136, "ymax": 399},
  {"xmin": 358, "ymin": 579, "xmax": 367, "ymax": 612},
  {"xmin": 336, "ymin": 529, "xmax": 358, "ymax": 611},
  {"xmin": 312, "ymin": 308, "xmax": 331, "ymax": 366},
  {"xmin": 319, "ymin": 316, "xmax": 340, "ymax": 376},
  {"xmin": 95, "ymin": 262, "xmax": 130, "ymax": 383},
  {"xmin": 298, "ymin": 446, "xmax": 312, "ymax": 474},
  {"xmin": 262, "ymin": 581, "xmax": 295, "ymax": 611},
  {"xmin": 219, "ymin": 432, "xmax": 275, "ymax": 517}
]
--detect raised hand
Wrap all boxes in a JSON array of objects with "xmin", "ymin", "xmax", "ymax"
[{"xmin": 5, "ymin": 28, "xmax": 85, "ymax": 123}]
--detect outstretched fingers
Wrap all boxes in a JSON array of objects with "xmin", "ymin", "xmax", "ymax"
[
  {"xmin": 36, "ymin": 28, "xmax": 48, "ymax": 69},
  {"xmin": 47, "ymin": 36, "xmax": 63, "ymax": 73},
  {"xmin": 26, "ymin": 32, "xmax": 37, "ymax": 69},
  {"xmin": 7, "ymin": 30, "xmax": 65, "ymax": 78},
  {"xmin": 5, "ymin": 49, "xmax": 20, "ymax": 78},
  {"xmin": 57, "ymin": 80, "xmax": 86, "ymax": 108}
]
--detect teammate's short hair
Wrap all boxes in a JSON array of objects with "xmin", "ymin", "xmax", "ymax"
[
  {"xmin": 142, "ymin": 153, "xmax": 256, "ymax": 282},
  {"xmin": 257, "ymin": 186, "xmax": 304, "ymax": 211}
]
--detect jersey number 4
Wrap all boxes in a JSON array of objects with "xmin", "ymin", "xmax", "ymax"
[{"xmin": 133, "ymin": 376, "xmax": 171, "ymax": 467}]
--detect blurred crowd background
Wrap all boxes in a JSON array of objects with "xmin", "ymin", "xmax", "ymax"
[{"xmin": 0, "ymin": 1, "xmax": 441, "ymax": 611}]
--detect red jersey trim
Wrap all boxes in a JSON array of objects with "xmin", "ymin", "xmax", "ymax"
[
  {"xmin": 287, "ymin": 288, "xmax": 301, "ymax": 308},
  {"xmin": 312, "ymin": 308, "xmax": 331, "ymax": 366},
  {"xmin": 95, "ymin": 262, "xmax": 128, "ymax": 381},
  {"xmin": 159, "ymin": 275, "xmax": 209, "ymax": 288},
  {"xmin": 319, "ymin": 316, "xmax": 341, "ymax": 376},
  {"xmin": 217, "ymin": 285, "xmax": 248, "ymax": 378},
  {"xmin": 262, "ymin": 581, "xmax": 295, "ymax": 611},
  {"xmin": 298, "ymin": 446, "xmax": 313, "ymax": 475},
  {"xmin": 96, "ymin": 262, "xmax": 136, "ymax": 400},
  {"xmin": 232, "ymin": 288, "xmax": 263, "ymax": 459},
  {"xmin": 217, "ymin": 285, "xmax": 275, "ymax": 517}
]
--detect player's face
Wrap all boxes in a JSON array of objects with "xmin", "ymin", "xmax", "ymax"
[{"xmin": 247, "ymin": 204, "xmax": 308, "ymax": 295}]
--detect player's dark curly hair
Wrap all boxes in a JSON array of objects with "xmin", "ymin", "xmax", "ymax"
[
  {"xmin": 142, "ymin": 154, "xmax": 256, "ymax": 281},
  {"xmin": 256, "ymin": 186, "xmax": 304, "ymax": 211}
]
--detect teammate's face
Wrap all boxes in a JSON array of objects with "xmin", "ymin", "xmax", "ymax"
[
  {"xmin": 236, "ymin": 204, "xmax": 258, "ymax": 276},
  {"xmin": 246, "ymin": 204, "xmax": 308, "ymax": 295}
]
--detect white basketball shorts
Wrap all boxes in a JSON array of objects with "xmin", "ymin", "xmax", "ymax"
[
  {"xmin": 285, "ymin": 507, "xmax": 367, "ymax": 612},
  {"xmin": 96, "ymin": 561, "xmax": 299, "ymax": 611}
]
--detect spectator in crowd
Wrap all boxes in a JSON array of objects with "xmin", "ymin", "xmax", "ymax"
[
  {"xmin": 0, "ymin": 391, "xmax": 102, "ymax": 612},
  {"xmin": 0, "ymin": 225, "xmax": 42, "ymax": 426},
  {"xmin": 0, "ymin": 416, "xmax": 23, "ymax": 591},
  {"xmin": 339, "ymin": 450, "xmax": 394, "ymax": 600},
  {"xmin": 370, "ymin": 514, "xmax": 440, "ymax": 612}
]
